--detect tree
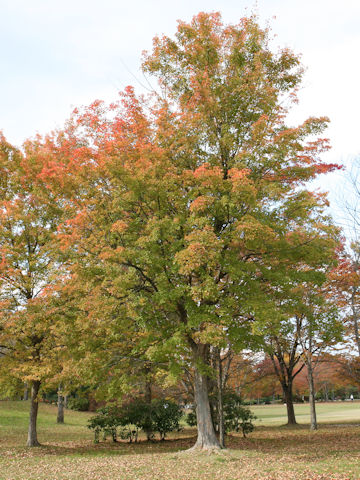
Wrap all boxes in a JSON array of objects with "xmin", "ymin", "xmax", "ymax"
[
  {"xmin": 33, "ymin": 12, "xmax": 340, "ymax": 450},
  {"xmin": 295, "ymin": 285, "xmax": 342, "ymax": 430},
  {"xmin": 330, "ymin": 244, "xmax": 360, "ymax": 355},
  {"xmin": 0, "ymin": 134, "xmax": 65, "ymax": 446},
  {"xmin": 265, "ymin": 317, "xmax": 304, "ymax": 425}
]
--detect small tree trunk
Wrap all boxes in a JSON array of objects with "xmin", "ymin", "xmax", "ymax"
[
  {"xmin": 144, "ymin": 377, "xmax": 152, "ymax": 441},
  {"xmin": 23, "ymin": 383, "xmax": 29, "ymax": 401},
  {"xmin": 351, "ymin": 287, "xmax": 360, "ymax": 356},
  {"xmin": 324, "ymin": 384, "xmax": 329, "ymax": 402},
  {"xmin": 307, "ymin": 362, "xmax": 317, "ymax": 430},
  {"xmin": 27, "ymin": 380, "xmax": 41, "ymax": 447},
  {"xmin": 191, "ymin": 343, "xmax": 221, "ymax": 451},
  {"xmin": 216, "ymin": 348, "xmax": 225, "ymax": 448},
  {"xmin": 283, "ymin": 383, "xmax": 297, "ymax": 425},
  {"xmin": 57, "ymin": 386, "xmax": 64, "ymax": 424}
]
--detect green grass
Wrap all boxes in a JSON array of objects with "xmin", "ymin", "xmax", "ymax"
[
  {"xmin": 1, "ymin": 400, "xmax": 360, "ymax": 480},
  {"xmin": 251, "ymin": 401, "xmax": 360, "ymax": 425}
]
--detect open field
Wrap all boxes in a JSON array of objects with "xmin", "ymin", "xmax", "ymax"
[
  {"xmin": 252, "ymin": 401, "xmax": 360, "ymax": 426},
  {"xmin": 1, "ymin": 401, "xmax": 360, "ymax": 480}
]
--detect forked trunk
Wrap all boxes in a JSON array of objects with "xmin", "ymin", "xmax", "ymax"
[
  {"xmin": 191, "ymin": 343, "xmax": 221, "ymax": 451},
  {"xmin": 27, "ymin": 380, "xmax": 41, "ymax": 447},
  {"xmin": 283, "ymin": 383, "xmax": 297, "ymax": 425},
  {"xmin": 57, "ymin": 386, "xmax": 65, "ymax": 424}
]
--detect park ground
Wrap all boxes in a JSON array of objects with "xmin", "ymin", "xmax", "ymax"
[{"xmin": 1, "ymin": 401, "xmax": 360, "ymax": 480}]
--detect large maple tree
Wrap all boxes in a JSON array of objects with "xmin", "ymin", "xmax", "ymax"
[{"xmin": 34, "ymin": 13, "xmax": 341, "ymax": 450}]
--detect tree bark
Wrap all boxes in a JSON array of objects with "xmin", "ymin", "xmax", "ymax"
[
  {"xmin": 191, "ymin": 343, "xmax": 221, "ymax": 450},
  {"xmin": 57, "ymin": 385, "xmax": 64, "ymax": 424},
  {"xmin": 307, "ymin": 361, "xmax": 317, "ymax": 430},
  {"xmin": 23, "ymin": 383, "xmax": 29, "ymax": 401},
  {"xmin": 216, "ymin": 348, "xmax": 225, "ymax": 448},
  {"xmin": 27, "ymin": 380, "xmax": 41, "ymax": 447},
  {"xmin": 282, "ymin": 382, "xmax": 297, "ymax": 425},
  {"xmin": 144, "ymin": 375, "xmax": 153, "ymax": 441},
  {"xmin": 351, "ymin": 286, "xmax": 360, "ymax": 356}
]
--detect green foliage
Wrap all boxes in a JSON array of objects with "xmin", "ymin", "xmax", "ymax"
[
  {"xmin": 151, "ymin": 399, "xmax": 183, "ymax": 440},
  {"xmin": 67, "ymin": 397, "xmax": 90, "ymax": 412},
  {"xmin": 187, "ymin": 392, "xmax": 256, "ymax": 437},
  {"xmin": 87, "ymin": 407, "xmax": 112, "ymax": 443},
  {"xmin": 220, "ymin": 393, "xmax": 256, "ymax": 437},
  {"xmin": 119, "ymin": 399, "xmax": 152, "ymax": 441},
  {"xmin": 186, "ymin": 410, "xmax": 197, "ymax": 427},
  {"xmin": 88, "ymin": 398, "xmax": 182, "ymax": 443}
]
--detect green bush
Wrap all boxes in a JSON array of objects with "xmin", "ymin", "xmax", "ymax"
[
  {"xmin": 151, "ymin": 399, "xmax": 182, "ymax": 440},
  {"xmin": 119, "ymin": 399, "xmax": 152, "ymax": 442},
  {"xmin": 186, "ymin": 410, "xmax": 197, "ymax": 427},
  {"xmin": 186, "ymin": 392, "xmax": 256, "ymax": 438},
  {"xmin": 67, "ymin": 397, "xmax": 90, "ymax": 411},
  {"xmin": 88, "ymin": 398, "xmax": 182, "ymax": 443},
  {"xmin": 221, "ymin": 393, "xmax": 256, "ymax": 437},
  {"xmin": 88, "ymin": 407, "xmax": 115, "ymax": 443}
]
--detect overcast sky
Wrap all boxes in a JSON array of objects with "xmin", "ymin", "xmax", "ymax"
[{"xmin": 1, "ymin": 0, "xmax": 359, "ymax": 229}]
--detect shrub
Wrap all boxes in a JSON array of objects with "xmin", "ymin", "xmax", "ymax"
[
  {"xmin": 119, "ymin": 399, "xmax": 152, "ymax": 442},
  {"xmin": 186, "ymin": 410, "xmax": 197, "ymax": 427},
  {"xmin": 151, "ymin": 399, "xmax": 183, "ymax": 440},
  {"xmin": 87, "ymin": 406, "xmax": 120, "ymax": 443},
  {"xmin": 186, "ymin": 392, "xmax": 256, "ymax": 438},
  {"xmin": 67, "ymin": 396, "xmax": 90, "ymax": 411},
  {"xmin": 88, "ymin": 398, "xmax": 183, "ymax": 443}
]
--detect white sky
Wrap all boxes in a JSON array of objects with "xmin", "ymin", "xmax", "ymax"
[{"xmin": 1, "ymin": 0, "xmax": 359, "ymax": 230}]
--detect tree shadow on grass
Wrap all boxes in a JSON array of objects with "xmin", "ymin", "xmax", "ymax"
[
  {"xmin": 4, "ymin": 424, "xmax": 360, "ymax": 461},
  {"xmin": 3, "ymin": 435, "xmax": 198, "ymax": 458}
]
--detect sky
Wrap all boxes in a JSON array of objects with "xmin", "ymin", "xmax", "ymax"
[{"xmin": 0, "ymin": 0, "xmax": 359, "ymax": 230}]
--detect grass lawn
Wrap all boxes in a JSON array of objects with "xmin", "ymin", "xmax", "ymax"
[
  {"xmin": 1, "ymin": 400, "xmax": 360, "ymax": 480},
  {"xmin": 251, "ymin": 401, "xmax": 360, "ymax": 426}
]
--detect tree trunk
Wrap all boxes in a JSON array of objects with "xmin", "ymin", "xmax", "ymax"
[
  {"xmin": 144, "ymin": 377, "xmax": 153, "ymax": 441},
  {"xmin": 27, "ymin": 380, "xmax": 41, "ymax": 447},
  {"xmin": 216, "ymin": 348, "xmax": 225, "ymax": 448},
  {"xmin": 57, "ymin": 386, "xmax": 64, "ymax": 424},
  {"xmin": 351, "ymin": 287, "xmax": 360, "ymax": 356},
  {"xmin": 307, "ymin": 362, "xmax": 317, "ymax": 430},
  {"xmin": 23, "ymin": 383, "xmax": 29, "ymax": 401},
  {"xmin": 191, "ymin": 343, "xmax": 221, "ymax": 450},
  {"xmin": 283, "ymin": 383, "xmax": 297, "ymax": 425},
  {"xmin": 324, "ymin": 383, "xmax": 329, "ymax": 402}
]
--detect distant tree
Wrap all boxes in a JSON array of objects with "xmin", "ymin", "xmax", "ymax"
[
  {"xmin": 265, "ymin": 318, "xmax": 304, "ymax": 425},
  {"xmin": 296, "ymin": 285, "xmax": 342, "ymax": 430}
]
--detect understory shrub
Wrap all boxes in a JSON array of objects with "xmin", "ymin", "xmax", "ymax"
[
  {"xmin": 221, "ymin": 393, "xmax": 256, "ymax": 437},
  {"xmin": 88, "ymin": 398, "xmax": 182, "ymax": 443},
  {"xmin": 186, "ymin": 392, "xmax": 256, "ymax": 438},
  {"xmin": 67, "ymin": 396, "xmax": 90, "ymax": 412},
  {"xmin": 151, "ymin": 399, "xmax": 183, "ymax": 440}
]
